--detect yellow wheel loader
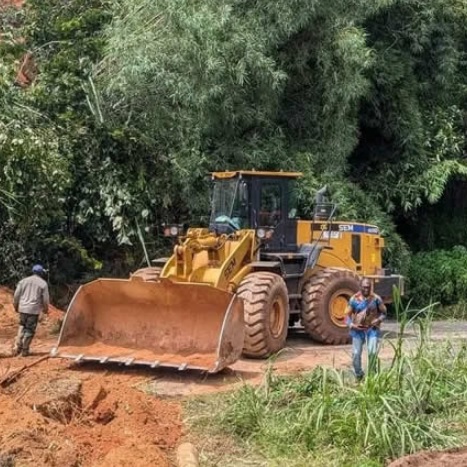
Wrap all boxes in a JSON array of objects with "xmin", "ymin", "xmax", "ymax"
[{"xmin": 52, "ymin": 171, "xmax": 404, "ymax": 372}]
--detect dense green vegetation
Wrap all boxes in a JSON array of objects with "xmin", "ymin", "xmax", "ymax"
[
  {"xmin": 409, "ymin": 246, "xmax": 467, "ymax": 306},
  {"xmin": 186, "ymin": 311, "xmax": 467, "ymax": 466},
  {"xmin": 0, "ymin": 0, "xmax": 466, "ymax": 303}
]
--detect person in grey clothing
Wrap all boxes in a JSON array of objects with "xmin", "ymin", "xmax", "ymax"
[{"xmin": 13, "ymin": 264, "xmax": 49, "ymax": 356}]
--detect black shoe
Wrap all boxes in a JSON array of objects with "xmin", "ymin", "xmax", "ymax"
[
  {"xmin": 21, "ymin": 349, "xmax": 30, "ymax": 357},
  {"xmin": 356, "ymin": 374, "xmax": 365, "ymax": 382}
]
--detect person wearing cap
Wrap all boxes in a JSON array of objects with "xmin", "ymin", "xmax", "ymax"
[
  {"xmin": 13, "ymin": 264, "xmax": 50, "ymax": 356},
  {"xmin": 345, "ymin": 277, "xmax": 387, "ymax": 381}
]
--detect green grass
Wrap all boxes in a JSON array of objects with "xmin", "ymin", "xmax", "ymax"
[
  {"xmin": 433, "ymin": 302, "xmax": 467, "ymax": 321},
  {"xmin": 185, "ymin": 303, "xmax": 467, "ymax": 466}
]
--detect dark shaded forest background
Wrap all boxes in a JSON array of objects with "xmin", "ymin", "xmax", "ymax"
[{"xmin": 0, "ymin": 0, "xmax": 466, "ymax": 307}]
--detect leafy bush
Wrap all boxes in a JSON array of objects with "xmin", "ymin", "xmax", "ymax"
[{"xmin": 408, "ymin": 246, "xmax": 467, "ymax": 306}]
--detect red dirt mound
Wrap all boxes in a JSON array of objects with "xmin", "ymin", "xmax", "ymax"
[
  {"xmin": 0, "ymin": 358, "xmax": 182, "ymax": 466},
  {"xmin": 388, "ymin": 447, "xmax": 467, "ymax": 467}
]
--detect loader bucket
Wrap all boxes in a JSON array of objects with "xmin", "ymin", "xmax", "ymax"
[{"xmin": 51, "ymin": 278, "xmax": 245, "ymax": 373}]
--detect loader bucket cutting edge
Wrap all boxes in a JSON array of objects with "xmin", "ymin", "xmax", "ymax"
[{"xmin": 51, "ymin": 278, "xmax": 245, "ymax": 373}]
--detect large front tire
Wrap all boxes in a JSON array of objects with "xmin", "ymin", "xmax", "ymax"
[
  {"xmin": 301, "ymin": 268, "xmax": 360, "ymax": 345},
  {"xmin": 237, "ymin": 272, "xmax": 289, "ymax": 358}
]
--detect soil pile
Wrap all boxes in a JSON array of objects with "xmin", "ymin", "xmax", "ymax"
[
  {"xmin": 0, "ymin": 358, "xmax": 182, "ymax": 466},
  {"xmin": 389, "ymin": 448, "xmax": 467, "ymax": 467},
  {"xmin": 0, "ymin": 284, "xmax": 182, "ymax": 466}
]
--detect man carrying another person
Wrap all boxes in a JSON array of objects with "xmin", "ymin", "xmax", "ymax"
[
  {"xmin": 346, "ymin": 277, "xmax": 387, "ymax": 380},
  {"xmin": 13, "ymin": 264, "xmax": 49, "ymax": 357}
]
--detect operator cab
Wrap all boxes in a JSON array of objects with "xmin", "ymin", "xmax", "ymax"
[{"xmin": 209, "ymin": 171, "xmax": 303, "ymax": 251}]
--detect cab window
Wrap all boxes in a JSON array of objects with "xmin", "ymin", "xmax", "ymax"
[{"xmin": 259, "ymin": 183, "xmax": 282, "ymax": 226}]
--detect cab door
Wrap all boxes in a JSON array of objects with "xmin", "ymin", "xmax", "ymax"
[{"xmin": 257, "ymin": 179, "xmax": 289, "ymax": 251}]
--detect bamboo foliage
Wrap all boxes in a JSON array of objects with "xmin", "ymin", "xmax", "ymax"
[{"xmin": 0, "ymin": 0, "xmax": 465, "ymax": 283}]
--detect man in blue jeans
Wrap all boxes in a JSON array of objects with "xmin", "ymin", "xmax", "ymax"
[{"xmin": 346, "ymin": 278, "xmax": 387, "ymax": 380}]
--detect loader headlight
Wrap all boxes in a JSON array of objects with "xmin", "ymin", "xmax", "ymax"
[
  {"xmin": 163, "ymin": 224, "xmax": 180, "ymax": 237},
  {"xmin": 257, "ymin": 228, "xmax": 274, "ymax": 241}
]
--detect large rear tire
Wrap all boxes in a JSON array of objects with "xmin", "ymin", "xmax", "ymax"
[
  {"xmin": 130, "ymin": 267, "xmax": 162, "ymax": 282},
  {"xmin": 237, "ymin": 272, "xmax": 289, "ymax": 358},
  {"xmin": 301, "ymin": 268, "xmax": 360, "ymax": 345}
]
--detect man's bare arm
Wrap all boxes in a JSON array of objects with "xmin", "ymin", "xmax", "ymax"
[{"xmin": 371, "ymin": 297, "xmax": 387, "ymax": 326}]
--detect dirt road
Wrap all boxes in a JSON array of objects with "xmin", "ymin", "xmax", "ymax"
[
  {"xmin": 134, "ymin": 320, "xmax": 467, "ymax": 397},
  {"xmin": 1, "ymin": 319, "xmax": 463, "ymax": 399}
]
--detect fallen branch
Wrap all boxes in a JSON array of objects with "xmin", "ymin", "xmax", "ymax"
[{"xmin": 0, "ymin": 355, "xmax": 50, "ymax": 388}]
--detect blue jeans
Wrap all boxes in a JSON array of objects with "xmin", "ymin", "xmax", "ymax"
[{"xmin": 351, "ymin": 329, "xmax": 380, "ymax": 378}]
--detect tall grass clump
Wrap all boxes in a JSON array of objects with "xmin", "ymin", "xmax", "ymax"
[{"xmin": 221, "ymin": 299, "xmax": 467, "ymax": 465}]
